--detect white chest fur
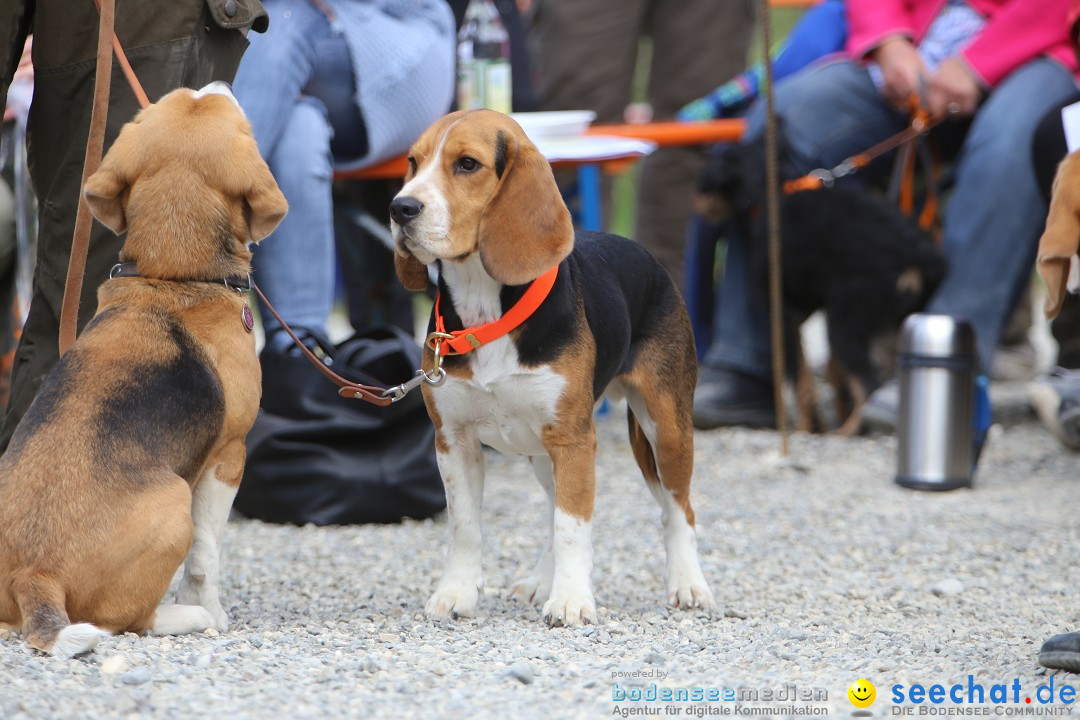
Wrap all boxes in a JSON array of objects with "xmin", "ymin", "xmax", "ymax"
[
  {"xmin": 433, "ymin": 340, "xmax": 565, "ymax": 455},
  {"xmin": 430, "ymin": 256, "xmax": 567, "ymax": 456}
]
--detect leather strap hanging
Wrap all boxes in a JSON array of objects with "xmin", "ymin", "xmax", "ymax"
[
  {"xmin": 60, "ymin": 0, "xmax": 152, "ymax": 356},
  {"xmin": 250, "ymin": 283, "xmax": 394, "ymax": 406},
  {"xmin": 59, "ymin": 0, "xmax": 118, "ymax": 356}
]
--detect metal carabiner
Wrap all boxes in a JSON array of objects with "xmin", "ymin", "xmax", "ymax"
[
  {"xmin": 808, "ymin": 168, "xmax": 836, "ymax": 188},
  {"xmin": 381, "ymin": 365, "xmax": 448, "ymax": 403}
]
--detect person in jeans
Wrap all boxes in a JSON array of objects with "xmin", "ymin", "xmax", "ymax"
[
  {"xmin": 693, "ymin": 0, "xmax": 1080, "ymax": 431},
  {"xmin": 232, "ymin": 0, "xmax": 455, "ymax": 351}
]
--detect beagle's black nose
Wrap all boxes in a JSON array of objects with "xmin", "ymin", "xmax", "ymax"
[{"xmin": 389, "ymin": 196, "xmax": 424, "ymax": 225}]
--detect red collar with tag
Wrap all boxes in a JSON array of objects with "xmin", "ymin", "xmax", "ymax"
[{"xmin": 429, "ymin": 265, "xmax": 559, "ymax": 356}]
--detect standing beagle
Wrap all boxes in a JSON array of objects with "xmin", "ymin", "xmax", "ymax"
[
  {"xmin": 0, "ymin": 83, "xmax": 287, "ymax": 656},
  {"xmin": 390, "ymin": 110, "xmax": 713, "ymax": 626}
]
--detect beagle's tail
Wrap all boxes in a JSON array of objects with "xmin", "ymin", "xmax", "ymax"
[{"xmin": 13, "ymin": 573, "xmax": 110, "ymax": 657}]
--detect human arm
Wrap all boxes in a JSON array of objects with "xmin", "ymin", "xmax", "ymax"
[
  {"xmin": 845, "ymin": 0, "xmax": 928, "ymax": 109},
  {"xmin": 961, "ymin": 0, "xmax": 1074, "ymax": 88},
  {"xmin": 3, "ymin": 37, "xmax": 32, "ymax": 124}
]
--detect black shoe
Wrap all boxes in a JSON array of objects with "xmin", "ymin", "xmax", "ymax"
[
  {"xmin": 1039, "ymin": 631, "xmax": 1080, "ymax": 672},
  {"xmin": 693, "ymin": 366, "xmax": 776, "ymax": 430}
]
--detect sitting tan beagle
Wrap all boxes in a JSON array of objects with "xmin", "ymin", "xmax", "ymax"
[
  {"xmin": 0, "ymin": 83, "xmax": 286, "ymax": 656},
  {"xmin": 1039, "ymin": 151, "xmax": 1080, "ymax": 320},
  {"xmin": 390, "ymin": 110, "xmax": 713, "ymax": 626}
]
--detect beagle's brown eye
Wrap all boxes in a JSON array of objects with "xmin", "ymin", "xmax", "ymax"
[
  {"xmin": 455, "ymin": 156, "xmax": 480, "ymax": 174},
  {"xmin": 407, "ymin": 156, "xmax": 417, "ymax": 172}
]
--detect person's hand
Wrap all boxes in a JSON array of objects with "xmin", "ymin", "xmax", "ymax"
[
  {"xmin": 871, "ymin": 36, "xmax": 927, "ymax": 110},
  {"xmin": 926, "ymin": 56, "xmax": 982, "ymax": 121},
  {"xmin": 3, "ymin": 37, "xmax": 32, "ymax": 124}
]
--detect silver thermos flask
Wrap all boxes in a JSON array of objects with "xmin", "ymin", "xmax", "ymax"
[{"xmin": 894, "ymin": 314, "xmax": 977, "ymax": 491}]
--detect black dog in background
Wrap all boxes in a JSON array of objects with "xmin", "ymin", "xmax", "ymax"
[{"xmin": 695, "ymin": 140, "xmax": 948, "ymax": 435}]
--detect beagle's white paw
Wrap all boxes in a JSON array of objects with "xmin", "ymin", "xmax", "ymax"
[
  {"xmin": 203, "ymin": 602, "xmax": 229, "ymax": 632},
  {"xmin": 425, "ymin": 580, "xmax": 481, "ymax": 620},
  {"xmin": 150, "ymin": 604, "xmax": 216, "ymax": 636},
  {"xmin": 507, "ymin": 573, "xmax": 553, "ymax": 607},
  {"xmin": 668, "ymin": 584, "xmax": 715, "ymax": 612},
  {"xmin": 542, "ymin": 588, "xmax": 596, "ymax": 627},
  {"xmin": 175, "ymin": 580, "xmax": 229, "ymax": 630}
]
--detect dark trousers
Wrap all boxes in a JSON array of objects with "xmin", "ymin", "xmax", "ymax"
[
  {"xmin": 0, "ymin": 0, "xmax": 260, "ymax": 452},
  {"xmin": 531, "ymin": 0, "xmax": 755, "ymax": 290}
]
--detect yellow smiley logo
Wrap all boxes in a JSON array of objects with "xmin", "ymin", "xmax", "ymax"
[{"xmin": 848, "ymin": 678, "xmax": 876, "ymax": 708}]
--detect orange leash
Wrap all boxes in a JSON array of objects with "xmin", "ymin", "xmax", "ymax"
[
  {"xmin": 781, "ymin": 97, "xmax": 937, "ymax": 195},
  {"xmin": 781, "ymin": 96, "xmax": 944, "ymax": 236}
]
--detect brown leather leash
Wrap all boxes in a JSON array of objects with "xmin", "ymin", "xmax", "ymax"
[
  {"xmin": 60, "ymin": 0, "xmax": 154, "ymax": 357},
  {"xmin": 60, "ymin": 0, "xmax": 117, "ymax": 356},
  {"xmin": 63, "ymin": 0, "xmax": 437, "ymax": 407},
  {"xmin": 252, "ymin": 280, "xmax": 447, "ymax": 405}
]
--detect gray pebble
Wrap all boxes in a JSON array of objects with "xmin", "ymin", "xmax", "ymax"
[
  {"xmin": 120, "ymin": 667, "xmax": 151, "ymax": 686},
  {"xmin": 508, "ymin": 660, "xmax": 534, "ymax": 685},
  {"xmin": 930, "ymin": 578, "xmax": 965, "ymax": 596}
]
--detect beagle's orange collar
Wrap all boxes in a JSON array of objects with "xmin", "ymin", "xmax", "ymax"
[{"xmin": 430, "ymin": 265, "xmax": 559, "ymax": 356}]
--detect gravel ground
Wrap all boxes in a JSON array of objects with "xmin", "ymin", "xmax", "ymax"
[{"xmin": 4, "ymin": 392, "xmax": 1080, "ymax": 720}]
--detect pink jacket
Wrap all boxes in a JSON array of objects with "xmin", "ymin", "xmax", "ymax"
[{"xmin": 846, "ymin": 0, "xmax": 1080, "ymax": 87}]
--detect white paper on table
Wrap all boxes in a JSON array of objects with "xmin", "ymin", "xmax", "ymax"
[
  {"xmin": 533, "ymin": 135, "xmax": 657, "ymax": 163},
  {"xmin": 1062, "ymin": 99, "xmax": 1080, "ymax": 153}
]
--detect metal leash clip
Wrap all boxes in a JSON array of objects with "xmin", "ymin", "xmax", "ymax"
[
  {"xmin": 382, "ymin": 366, "xmax": 447, "ymax": 402},
  {"xmin": 808, "ymin": 168, "xmax": 836, "ymax": 188},
  {"xmin": 381, "ymin": 331, "xmax": 453, "ymax": 402}
]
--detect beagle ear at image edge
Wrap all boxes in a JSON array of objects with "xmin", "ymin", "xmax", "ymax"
[{"xmin": 1038, "ymin": 154, "xmax": 1080, "ymax": 319}]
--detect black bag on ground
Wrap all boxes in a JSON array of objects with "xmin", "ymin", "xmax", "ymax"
[{"xmin": 234, "ymin": 325, "xmax": 445, "ymax": 525}]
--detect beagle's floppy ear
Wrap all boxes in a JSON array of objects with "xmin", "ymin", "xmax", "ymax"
[
  {"xmin": 395, "ymin": 247, "xmax": 430, "ymax": 291},
  {"xmin": 84, "ymin": 125, "xmax": 139, "ymax": 234},
  {"xmin": 1038, "ymin": 153, "xmax": 1080, "ymax": 319},
  {"xmin": 478, "ymin": 128, "xmax": 573, "ymax": 285},
  {"xmin": 238, "ymin": 134, "xmax": 288, "ymax": 242},
  {"xmin": 83, "ymin": 168, "xmax": 129, "ymax": 234}
]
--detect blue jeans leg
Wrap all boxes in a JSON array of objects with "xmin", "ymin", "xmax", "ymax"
[
  {"xmin": 253, "ymin": 99, "xmax": 336, "ymax": 342},
  {"xmin": 684, "ymin": 214, "xmax": 721, "ymax": 356},
  {"xmin": 925, "ymin": 58, "xmax": 1079, "ymax": 372},
  {"xmin": 233, "ymin": 0, "xmax": 367, "ymax": 343},
  {"xmin": 233, "ymin": 0, "xmax": 326, "ymax": 159},
  {"xmin": 234, "ymin": 0, "xmax": 366, "ymax": 162},
  {"xmin": 704, "ymin": 60, "xmax": 905, "ymax": 378}
]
